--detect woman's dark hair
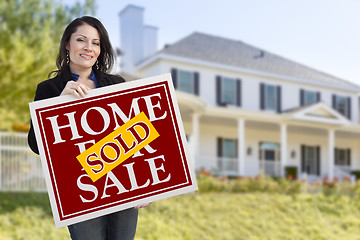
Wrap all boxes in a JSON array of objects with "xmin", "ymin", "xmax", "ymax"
[{"xmin": 50, "ymin": 16, "xmax": 114, "ymax": 77}]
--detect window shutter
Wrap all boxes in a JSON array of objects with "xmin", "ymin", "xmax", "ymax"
[
  {"xmin": 301, "ymin": 145, "xmax": 305, "ymax": 173},
  {"xmin": 235, "ymin": 139, "xmax": 238, "ymax": 158},
  {"xmin": 347, "ymin": 97, "xmax": 352, "ymax": 120},
  {"xmin": 260, "ymin": 83, "xmax": 265, "ymax": 110},
  {"xmin": 277, "ymin": 86, "xmax": 282, "ymax": 113},
  {"xmin": 171, "ymin": 68, "xmax": 178, "ymax": 89},
  {"xmin": 217, "ymin": 138, "xmax": 223, "ymax": 157},
  {"xmin": 332, "ymin": 94, "xmax": 336, "ymax": 109},
  {"xmin": 216, "ymin": 76, "xmax": 222, "ymax": 106},
  {"xmin": 316, "ymin": 92, "xmax": 321, "ymax": 102},
  {"xmin": 316, "ymin": 146, "xmax": 320, "ymax": 176},
  {"xmin": 194, "ymin": 72, "xmax": 199, "ymax": 96},
  {"xmin": 217, "ymin": 138, "xmax": 223, "ymax": 170},
  {"xmin": 236, "ymin": 79, "xmax": 241, "ymax": 107},
  {"xmin": 300, "ymin": 89, "xmax": 304, "ymax": 106},
  {"xmin": 347, "ymin": 149, "xmax": 351, "ymax": 166}
]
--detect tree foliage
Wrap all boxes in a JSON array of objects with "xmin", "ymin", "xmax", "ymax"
[{"xmin": 0, "ymin": 0, "xmax": 96, "ymax": 130}]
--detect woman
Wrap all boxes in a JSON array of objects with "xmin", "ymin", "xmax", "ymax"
[{"xmin": 27, "ymin": 16, "xmax": 147, "ymax": 240}]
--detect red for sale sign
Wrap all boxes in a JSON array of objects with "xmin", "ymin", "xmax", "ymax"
[{"xmin": 29, "ymin": 73, "xmax": 198, "ymax": 228}]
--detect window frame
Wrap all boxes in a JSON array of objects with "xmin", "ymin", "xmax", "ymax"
[
  {"xmin": 303, "ymin": 145, "xmax": 319, "ymax": 175},
  {"xmin": 177, "ymin": 70, "xmax": 194, "ymax": 94},
  {"xmin": 221, "ymin": 77, "xmax": 237, "ymax": 105},
  {"xmin": 264, "ymin": 84, "xmax": 277, "ymax": 111},
  {"xmin": 303, "ymin": 90, "xmax": 317, "ymax": 105},
  {"xmin": 334, "ymin": 95, "xmax": 348, "ymax": 117},
  {"xmin": 335, "ymin": 148, "xmax": 350, "ymax": 166}
]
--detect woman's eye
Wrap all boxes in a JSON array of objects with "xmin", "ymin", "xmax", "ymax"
[
  {"xmin": 76, "ymin": 38, "xmax": 85, "ymax": 42},
  {"xmin": 93, "ymin": 42, "xmax": 100, "ymax": 46}
]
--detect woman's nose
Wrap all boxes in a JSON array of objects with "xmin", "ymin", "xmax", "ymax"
[{"xmin": 84, "ymin": 42, "xmax": 93, "ymax": 51}]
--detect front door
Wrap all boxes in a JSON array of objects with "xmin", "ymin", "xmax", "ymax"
[{"xmin": 259, "ymin": 142, "xmax": 280, "ymax": 177}]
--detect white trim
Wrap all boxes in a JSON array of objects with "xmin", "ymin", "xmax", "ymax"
[
  {"xmin": 238, "ymin": 119, "xmax": 245, "ymax": 176},
  {"xmin": 176, "ymin": 91, "xmax": 207, "ymax": 112},
  {"xmin": 136, "ymin": 53, "xmax": 360, "ymax": 93},
  {"xmin": 328, "ymin": 129, "xmax": 335, "ymax": 180},
  {"xmin": 280, "ymin": 124, "xmax": 287, "ymax": 177},
  {"xmin": 190, "ymin": 113, "xmax": 200, "ymax": 172},
  {"xmin": 287, "ymin": 102, "xmax": 350, "ymax": 126}
]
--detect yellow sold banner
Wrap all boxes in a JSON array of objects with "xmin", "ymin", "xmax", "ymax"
[{"xmin": 77, "ymin": 112, "xmax": 160, "ymax": 182}]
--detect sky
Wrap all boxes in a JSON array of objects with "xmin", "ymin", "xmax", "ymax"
[{"xmin": 62, "ymin": 0, "xmax": 360, "ymax": 86}]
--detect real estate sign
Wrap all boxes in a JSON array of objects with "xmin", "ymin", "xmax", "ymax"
[{"xmin": 29, "ymin": 73, "xmax": 197, "ymax": 228}]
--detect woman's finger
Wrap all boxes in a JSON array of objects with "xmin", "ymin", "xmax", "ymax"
[
  {"xmin": 61, "ymin": 81, "xmax": 90, "ymax": 98},
  {"xmin": 134, "ymin": 203, "xmax": 151, "ymax": 209}
]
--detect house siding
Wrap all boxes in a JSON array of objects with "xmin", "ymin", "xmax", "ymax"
[{"xmin": 140, "ymin": 60, "xmax": 359, "ymax": 123}]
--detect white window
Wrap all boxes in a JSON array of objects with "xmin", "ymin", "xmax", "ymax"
[
  {"xmin": 304, "ymin": 91, "xmax": 317, "ymax": 105},
  {"xmin": 303, "ymin": 146, "xmax": 318, "ymax": 175},
  {"xmin": 334, "ymin": 96, "xmax": 348, "ymax": 116},
  {"xmin": 265, "ymin": 84, "xmax": 277, "ymax": 110},
  {"xmin": 178, "ymin": 70, "xmax": 194, "ymax": 94},
  {"xmin": 222, "ymin": 139, "xmax": 236, "ymax": 158},
  {"xmin": 335, "ymin": 148, "xmax": 350, "ymax": 166},
  {"xmin": 221, "ymin": 77, "xmax": 236, "ymax": 105},
  {"xmin": 217, "ymin": 138, "xmax": 238, "ymax": 175}
]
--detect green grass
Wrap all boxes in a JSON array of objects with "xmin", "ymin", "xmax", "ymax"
[{"xmin": 0, "ymin": 192, "xmax": 360, "ymax": 240}]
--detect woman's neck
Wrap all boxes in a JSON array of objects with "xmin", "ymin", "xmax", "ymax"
[{"xmin": 69, "ymin": 66, "xmax": 92, "ymax": 81}]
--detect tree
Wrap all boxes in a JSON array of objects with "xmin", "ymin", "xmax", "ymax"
[{"xmin": 0, "ymin": 0, "xmax": 96, "ymax": 131}]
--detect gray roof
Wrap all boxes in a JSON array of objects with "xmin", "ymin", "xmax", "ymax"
[{"xmin": 159, "ymin": 32, "xmax": 359, "ymax": 89}]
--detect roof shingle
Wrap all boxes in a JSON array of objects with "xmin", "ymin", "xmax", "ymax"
[{"xmin": 159, "ymin": 32, "xmax": 359, "ymax": 89}]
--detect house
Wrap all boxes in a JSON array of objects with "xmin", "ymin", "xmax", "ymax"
[{"xmin": 118, "ymin": 5, "xmax": 360, "ymax": 181}]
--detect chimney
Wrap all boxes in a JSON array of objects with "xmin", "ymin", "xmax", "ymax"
[
  {"xmin": 119, "ymin": 5, "xmax": 158, "ymax": 74},
  {"xmin": 144, "ymin": 25, "xmax": 158, "ymax": 59}
]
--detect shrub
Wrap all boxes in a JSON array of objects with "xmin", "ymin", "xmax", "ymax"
[
  {"xmin": 196, "ymin": 171, "xmax": 360, "ymax": 196},
  {"xmin": 197, "ymin": 172, "xmax": 302, "ymax": 194}
]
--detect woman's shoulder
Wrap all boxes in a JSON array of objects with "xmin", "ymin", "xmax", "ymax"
[
  {"xmin": 102, "ymin": 72, "xmax": 126, "ymax": 85},
  {"xmin": 35, "ymin": 73, "xmax": 64, "ymax": 100}
]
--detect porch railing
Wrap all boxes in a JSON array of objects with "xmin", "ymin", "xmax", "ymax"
[
  {"xmin": 334, "ymin": 165, "xmax": 356, "ymax": 183},
  {"xmin": 0, "ymin": 132, "xmax": 46, "ymax": 191},
  {"xmin": 259, "ymin": 160, "xmax": 281, "ymax": 177},
  {"xmin": 196, "ymin": 156, "xmax": 239, "ymax": 176}
]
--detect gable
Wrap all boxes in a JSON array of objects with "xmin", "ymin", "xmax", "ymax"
[
  {"xmin": 287, "ymin": 102, "xmax": 350, "ymax": 125},
  {"xmin": 306, "ymin": 107, "xmax": 337, "ymax": 119}
]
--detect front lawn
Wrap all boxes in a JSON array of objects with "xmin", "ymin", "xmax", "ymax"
[{"xmin": 0, "ymin": 191, "xmax": 359, "ymax": 240}]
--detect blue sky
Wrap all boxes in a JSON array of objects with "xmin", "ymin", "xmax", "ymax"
[{"xmin": 62, "ymin": 0, "xmax": 360, "ymax": 86}]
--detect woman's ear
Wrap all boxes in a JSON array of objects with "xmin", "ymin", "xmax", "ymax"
[{"xmin": 66, "ymin": 43, "xmax": 69, "ymax": 51}]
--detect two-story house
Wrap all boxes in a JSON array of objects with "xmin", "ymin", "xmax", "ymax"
[{"xmin": 119, "ymin": 5, "xmax": 360, "ymax": 181}]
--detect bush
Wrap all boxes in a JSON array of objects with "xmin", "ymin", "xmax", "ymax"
[
  {"xmin": 351, "ymin": 171, "xmax": 360, "ymax": 180},
  {"xmin": 197, "ymin": 171, "xmax": 302, "ymax": 194},
  {"xmin": 285, "ymin": 166, "xmax": 297, "ymax": 179},
  {"xmin": 196, "ymin": 171, "xmax": 360, "ymax": 196}
]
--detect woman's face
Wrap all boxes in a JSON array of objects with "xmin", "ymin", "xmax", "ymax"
[{"xmin": 66, "ymin": 24, "xmax": 101, "ymax": 73}]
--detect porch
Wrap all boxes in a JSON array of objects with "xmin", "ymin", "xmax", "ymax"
[{"xmin": 179, "ymin": 95, "xmax": 360, "ymax": 182}]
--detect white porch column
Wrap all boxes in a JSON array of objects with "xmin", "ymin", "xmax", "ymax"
[
  {"xmin": 190, "ymin": 113, "xmax": 200, "ymax": 172},
  {"xmin": 328, "ymin": 129, "xmax": 335, "ymax": 180},
  {"xmin": 238, "ymin": 118, "xmax": 245, "ymax": 176},
  {"xmin": 280, "ymin": 124, "xmax": 287, "ymax": 177}
]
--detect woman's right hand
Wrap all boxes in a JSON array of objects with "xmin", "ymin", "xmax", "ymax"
[{"xmin": 60, "ymin": 80, "xmax": 91, "ymax": 99}]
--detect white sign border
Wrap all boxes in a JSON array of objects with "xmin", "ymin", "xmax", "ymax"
[{"xmin": 29, "ymin": 73, "xmax": 198, "ymax": 228}]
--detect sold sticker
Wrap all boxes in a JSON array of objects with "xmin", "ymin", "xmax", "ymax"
[{"xmin": 77, "ymin": 112, "xmax": 159, "ymax": 182}]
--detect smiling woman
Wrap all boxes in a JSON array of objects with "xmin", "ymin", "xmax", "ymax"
[{"xmin": 27, "ymin": 16, "xmax": 145, "ymax": 240}]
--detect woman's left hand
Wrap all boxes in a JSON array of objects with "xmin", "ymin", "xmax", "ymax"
[{"xmin": 135, "ymin": 203, "xmax": 151, "ymax": 209}]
